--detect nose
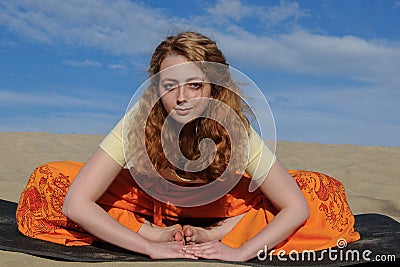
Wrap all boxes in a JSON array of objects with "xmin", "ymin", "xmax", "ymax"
[{"xmin": 176, "ymin": 84, "xmax": 188, "ymax": 104}]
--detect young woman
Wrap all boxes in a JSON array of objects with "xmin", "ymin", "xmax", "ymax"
[{"xmin": 17, "ymin": 31, "xmax": 360, "ymax": 261}]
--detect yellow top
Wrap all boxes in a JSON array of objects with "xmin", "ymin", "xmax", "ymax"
[{"xmin": 99, "ymin": 115, "xmax": 276, "ymax": 180}]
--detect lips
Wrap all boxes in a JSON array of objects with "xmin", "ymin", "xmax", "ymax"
[{"xmin": 175, "ymin": 107, "xmax": 192, "ymax": 115}]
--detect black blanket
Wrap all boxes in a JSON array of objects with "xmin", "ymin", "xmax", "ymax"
[{"xmin": 0, "ymin": 199, "xmax": 399, "ymax": 266}]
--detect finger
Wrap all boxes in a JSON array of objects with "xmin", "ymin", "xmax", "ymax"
[
  {"xmin": 179, "ymin": 251, "xmax": 198, "ymax": 259},
  {"xmin": 166, "ymin": 250, "xmax": 197, "ymax": 260},
  {"xmin": 192, "ymin": 248, "xmax": 220, "ymax": 260},
  {"xmin": 185, "ymin": 242, "xmax": 218, "ymax": 255},
  {"xmin": 183, "ymin": 226, "xmax": 195, "ymax": 243},
  {"xmin": 183, "ymin": 225, "xmax": 191, "ymax": 234},
  {"xmin": 179, "ymin": 247, "xmax": 198, "ymax": 259},
  {"xmin": 188, "ymin": 240, "xmax": 218, "ymax": 249},
  {"xmin": 173, "ymin": 229, "xmax": 184, "ymax": 242},
  {"xmin": 185, "ymin": 237, "xmax": 196, "ymax": 243},
  {"xmin": 172, "ymin": 223, "xmax": 183, "ymax": 230}
]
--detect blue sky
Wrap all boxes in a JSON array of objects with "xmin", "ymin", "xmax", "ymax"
[{"xmin": 0, "ymin": 0, "xmax": 399, "ymax": 146}]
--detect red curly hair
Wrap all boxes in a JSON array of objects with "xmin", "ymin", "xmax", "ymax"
[{"xmin": 126, "ymin": 31, "xmax": 251, "ymax": 183}]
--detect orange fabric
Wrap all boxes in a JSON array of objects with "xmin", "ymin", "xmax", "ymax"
[
  {"xmin": 17, "ymin": 161, "xmax": 360, "ymax": 253},
  {"xmin": 221, "ymin": 170, "xmax": 361, "ymax": 253},
  {"xmin": 16, "ymin": 161, "xmax": 93, "ymax": 246}
]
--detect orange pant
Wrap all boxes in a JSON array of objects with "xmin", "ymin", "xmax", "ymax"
[{"xmin": 16, "ymin": 161, "xmax": 360, "ymax": 253}]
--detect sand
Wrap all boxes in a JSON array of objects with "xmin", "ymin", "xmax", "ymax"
[{"xmin": 0, "ymin": 132, "xmax": 399, "ymax": 266}]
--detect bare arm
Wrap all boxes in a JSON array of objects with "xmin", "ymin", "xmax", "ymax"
[
  {"xmin": 62, "ymin": 148, "xmax": 192, "ymax": 259},
  {"xmin": 185, "ymin": 160, "xmax": 309, "ymax": 261},
  {"xmin": 238, "ymin": 160, "xmax": 310, "ymax": 260}
]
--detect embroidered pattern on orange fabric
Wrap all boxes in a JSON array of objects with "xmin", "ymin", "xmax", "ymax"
[
  {"xmin": 16, "ymin": 165, "xmax": 84, "ymax": 237},
  {"xmin": 293, "ymin": 171, "xmax": 352, "ymax": 232}
]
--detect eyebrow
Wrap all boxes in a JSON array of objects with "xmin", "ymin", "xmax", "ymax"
[{"xmin": 160, "ymin": 77, "xmax": 204, "ymax": 83}]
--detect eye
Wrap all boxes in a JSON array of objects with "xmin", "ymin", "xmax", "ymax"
[
  {"xmin": 188, "ymin": 82, "xmax": 203, "ymax": 89},
  {"xmin": 162, "ymin": 82, "xmax": 177, "ymax": 91}
]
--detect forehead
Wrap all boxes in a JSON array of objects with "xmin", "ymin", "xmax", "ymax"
[{"xmin": 159, "ymin": 55, "xmax": 204, "ymax": 81}]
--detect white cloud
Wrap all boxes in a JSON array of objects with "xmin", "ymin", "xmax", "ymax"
[
  {"xmin": 215, "ymin": 29, "xmax": 400, "ymax": 88},
  {"xmin": 1, "ymin": 0, "xmax": 399, "ymax": 145},
  {"xmin": 269, "ymin": 85, "xmax": 399, "ymax": 121},
  {"xmin": 0, "ymin": 111, "xmax": 120, "ymax": 134},
  {"xmin": 274, "ymin": 106, "xmax": 400, "ymax": 146},
  {"xmin": 108, "ymin": 63, "xmax": 126, "ymax": 71},
  {"xmin": 205, "ymin": 0, "xmax": 308, "ymax": 26},
  {"xmin": 6, "ymin": 0, "xmax": 398, "ymax": 90},
  {"xmin": 394, "ymin": 1, "xmax": 400, "ymax": 8},
  {"xmin": 262, "ymin": 0, "xmax": 309, "ymax": 25},
  {"xmin": 62, "ymin": 60, "xmax": 128, "ymax": 72},
  {"xmin": 269, "ymin": 85, "xmax": 400, "ymax": 146},
  {"xmin": 63, "ymin": 59, "xmax": 102, "ymax": 67},
  {"xmin": 207, "ymin": 0, "xmax": 252, "ymax": 21},
  {"xmin": 0, "ymin": 90, "xmax": 125, "ymax": 113},
  {"xmin": 0, "ymin": 0, "xmax": 178, "ymax": 55},
  {"xmin": 108, "ymin": 64, "xmax": 123, "ymax": 69},
  {"xmin": 0, "ymin": 89, "xmax": 128, "ymax": 134}
]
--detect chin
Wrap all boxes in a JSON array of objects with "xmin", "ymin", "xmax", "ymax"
[
  {"xmin": 172, "ymin": 116, "xmax": 195, "ymax": 125},
  {"xmin": 170, "ymin": 113, "xmax": 199, "ymax": 125}
]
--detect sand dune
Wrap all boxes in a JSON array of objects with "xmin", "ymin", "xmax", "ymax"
[{"xmin": 1, "ymin": 132, "xmax": 399, "ymax": 266}]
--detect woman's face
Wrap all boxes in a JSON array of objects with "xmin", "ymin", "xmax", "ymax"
[{"xmin": 159, "ymin": 54, "xmax": 211, "ymax": 124}]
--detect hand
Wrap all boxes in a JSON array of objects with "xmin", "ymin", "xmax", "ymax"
[
  {"xmin": 183, "ymin": 240, "xmax": 243, "ymax": 261},
  {"xmin": 147, "ymin": 240, "xmax": 198, "ymax": 260}
]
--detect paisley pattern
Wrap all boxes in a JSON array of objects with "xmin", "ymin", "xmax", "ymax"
[
  {"xmin": 291, "ymin": 170, "xmax": 353, "ymax": 232},
  {"xmin": 16, "ymin": 164, "xmax": 85, "ymax": 238},
  {"xmin": 16, "ymin": 162, "xmax": 360, "ymax": 250}
]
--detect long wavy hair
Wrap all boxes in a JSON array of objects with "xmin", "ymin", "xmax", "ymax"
[{"xmin": 126, "ymin": 31, "xmax": 251, "ymax": 183}]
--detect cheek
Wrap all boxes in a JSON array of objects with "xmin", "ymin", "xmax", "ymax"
[
  {"xmin": 160, "ymin": 95, "xmax": 173, "ymax": 113},
  {"xmin": 202, "ymin": 84, "xmax": 212, "ymax": 98},
  {"xmin": 192, "ymin": 86, "xmax": 212, "ymax": 112},
  {"xmin": 193, "ymin": 98, "xmax": 210, "ymax": 114}
]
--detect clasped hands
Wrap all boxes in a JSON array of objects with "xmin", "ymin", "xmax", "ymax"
[{"xmin": 155, "ymin": 224, "xmax": 243, "ymax": 261}]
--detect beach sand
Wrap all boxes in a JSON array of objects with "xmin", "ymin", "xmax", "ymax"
[{"xmin": 1, "ymin": 132, "xmax": 399, "ymax": 266}]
